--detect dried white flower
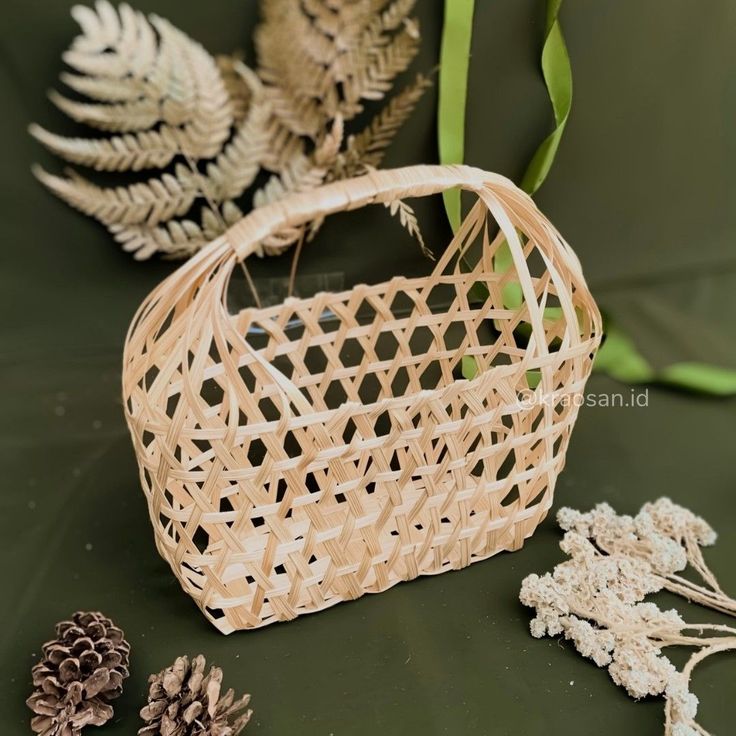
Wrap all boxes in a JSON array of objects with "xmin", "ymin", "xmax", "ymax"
[{"xmin": 521, "ymin": 498, "xmax": 736, "ymax": 736}]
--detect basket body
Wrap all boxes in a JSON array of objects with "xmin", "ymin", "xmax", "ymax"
[{"xmin": 123, "ymin": 165, "xmax": 601, "ymax": 633}]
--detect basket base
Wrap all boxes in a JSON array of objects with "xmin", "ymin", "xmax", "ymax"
[{"xmin": 187, "ymin": 490, "xmax": 552, "ymax": 634}]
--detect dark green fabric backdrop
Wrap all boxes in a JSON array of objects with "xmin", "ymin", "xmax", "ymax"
[{"xmin": 1, "ymin": 2, "xmax": 734, "ymax": 734}]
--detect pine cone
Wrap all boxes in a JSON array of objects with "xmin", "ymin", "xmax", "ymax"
[
  {"xmin": 139, "ymin": 655, "xmax": 252, "ymax": 736},
  {"xmin": 27, "ymin": 611, "xmax": 130, "ymax": 736}
]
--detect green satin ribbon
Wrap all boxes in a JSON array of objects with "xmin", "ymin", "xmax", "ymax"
[
  {"xmin": 595, "ymin": 320, "xmax": 736, "ymax": 395},
  {"xmin": 438, "ymin": 0, "xmax": 475, "ymax": 233},
  {"xmin": 494, "ymin": 0, "xmax": 571, "ymax": 307},
  {"xmin": 442, "ymin": 0, "xmax": 736, "ymax": 396}
]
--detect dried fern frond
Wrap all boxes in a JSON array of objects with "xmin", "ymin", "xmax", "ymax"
[
  {"xmin": 29, "ymin": 125, "xmax": 179, "ymax": 172},
  {"xmin": 250, "ymin": 0, "xmax": 429, "ymax": 253},
  {"xmin": 33, "ymin": 165, "xmax": 197, "ymax": 226},
  {"xmin": 259, "ymin": 73, "xmax": 433, "ymax": 253},
  {"xmin": 254, "ymin": 0, "xmax": 420, "ymax": 137},
  {"xmin": 216, "ymin": 53, "xmax": 251, "ymax": 122},
  {"xmin": 111, "ymin": 201, "xmax": 244, "ymax": 260},
  {"xmin": 32, "ymin": 1, "xmax": 271, "ymax": 259},
  {"xmin": 32, "ymin": 0, "xmax": 431, "ymax": 261},
  {"xmin": 384, "ymin": 198, "xmax": 431, "ymax": 259},
  {"xmin": 254, "ymin": 117, "xmax": 345, "ymax": 254},
  {"xmin": 339, "ymin": 73, "xmax": 433, "ymax": 176},
  {"xmin": 52, "ymin": 7, "xmax": 232, "ymax": 154}
]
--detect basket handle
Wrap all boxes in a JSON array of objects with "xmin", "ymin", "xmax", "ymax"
[
  {"xmin": 125, "ymin": 163, "xmax": 599, "ymax": 449},
  {"xmin": 223, "ymin": 164, "xmax": 498, "ymax": 261}
]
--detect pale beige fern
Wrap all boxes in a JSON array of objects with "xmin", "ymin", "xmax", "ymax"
[
  {"xmin": 31, "ymin": 0, "xmax": 430, "ymax": 261},
  {"xmin": 31, "ymin": 0, "xmax": 269, "ymax": 259},
  {"xmin": 339, "ymin": 73, "xmax": 433, "ymax": 175},
  {"xmin": 384, "ymin": 198, "xmax": 431, "ymax": 259},
  {"xmin": 33, "ymin": 165, "xmax": 198, "ymax": 226},
  {"xmin": 251, "ymin": 0, "xmax": 429, "ymax": 251},
  {"xmin": 111, "ymin": 201, "xmax": 244, "ymax": 259},
  {"xmin": 254, "ymin": 116, "xmax": 345, "ymax": 253},
  {"xmin": 254, "ymin": 0, "xmax": 420, "ymax": 133}
]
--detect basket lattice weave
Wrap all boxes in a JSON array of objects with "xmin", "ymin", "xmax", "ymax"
[{"xmin": 123, "ymin": 164, "xmax": 601, "ymax": 633}]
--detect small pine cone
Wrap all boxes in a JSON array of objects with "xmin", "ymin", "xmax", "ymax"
[
  {"xmin": 27, "ymin": 611, "xmax": 130, "ymax": 736},
  {"xmin": 139, "ymin": 655, "xmax": 252, "ymax": 736}
]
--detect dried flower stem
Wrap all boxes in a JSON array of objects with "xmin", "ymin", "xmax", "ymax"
[
  {"xmin": 287, "ymin": 228, "xmax": 306, "ymax": 299},
  {"xmin": 521, "ymin": 498, "xmax": 735, "ymax": 736},
  {"xmin": 664, "ymin": 578, "xmax": 736, "ymax": 616},
  {"xmin": 664, "ymin": 640, "xmax": 736, "ymax": 735}
]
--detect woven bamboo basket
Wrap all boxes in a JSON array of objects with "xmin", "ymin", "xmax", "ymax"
[{"xmin": 123, "ymin": 164, "xmax": 601, "ymax": 633}]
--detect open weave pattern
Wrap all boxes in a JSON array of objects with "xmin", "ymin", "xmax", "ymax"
[{"xmin": 122, "ymin": 165, "xmax": 601, "ymax": 633}]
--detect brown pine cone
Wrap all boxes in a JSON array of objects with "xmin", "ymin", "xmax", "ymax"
[
  {"xmin": 139, "ymin": 655, "xmax": 252, "ymax": 736},
  {"xmin": 27, "ymin": 611, "xmax": 130, "ymax": 736}
]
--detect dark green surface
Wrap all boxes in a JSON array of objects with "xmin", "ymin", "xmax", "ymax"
[{"xmin": 2, "ymin": 2, "xmax": 735, "ymax": 734}]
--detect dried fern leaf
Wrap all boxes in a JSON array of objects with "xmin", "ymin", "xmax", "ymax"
[
  {"xmin": 254, "ymin": 154, "xmax": 326, "ymax": 210},
  {"xmin": 255, "ymin": 0, "xmax": 420, "ymax": 136},
  {"xmin": 49, "ymin": 90, "xmax": 161, "ymax": 132},
  {"xmin": 253, "ymin": 152, "xmax": 327, "ymax": 252},
  {"xmin": 258, "ymin": 117, "xmax": 304, "ymax": 173},
  {"xmin": 326, "ymin": 6, "xmax": 419, "ymax": 97},
  {"xmin": 111, "ymin": 219, "xmax": 206, "ymax": 260},
  {"xmin": 148, "ymin": 17, "xmax": 233, "ymax": 158},
  {"xmin": 59, "ymin": 71, "xmax": 155, "ymax": 103},
  {"xmin": 31, "ymin": 0, "xmax": 262, "ymax": 259},
  {"xmin": 343, "ymin": 73, "xmax": 431, "ymax": 174},
  {"xmin": 255, "ymin": 1, "xmax": 331, "ymax": 136},
  {"xmin": 201, "ymin": 201, "xmax": 243, "ymax": 240},
  {"xmin": 301, "ymin": 0, "xmax": 392, "ymax": 51},
  {"xmin": 29, "ymin": 124, "xmax": 179, "ymax": 172},
  {"xmin": 342, "ymin": 22, "xmax": 420, "ymax": 106},
  {"xmin": 380, "ymin": 0, "xmax": 418, "ymax": 32},
  {"xmin": 264, "ymin": 86, "xmax": 326, "ymax": 139},
  {"xmin": 44, "ymin": 2, "xmax": 232, "ymax": 156},
  {"xmin": 384, "ymin": 198, "xmax": 431, "ymax": 258},
  {"xmin": 216, "ymin": 54, "xmax": 251, "ymax": 122},
  {"xmin": 254, "ymin": 117, "xmax": 343, "ymax": 208},
  {"xmin": 206, "ymin": 105, "xmax": 272, "ymax": 200},
  {"xmin": 253, "ymin": 117, "xmax": 345, "ymax": 253},
  {"xmin": 166, "ymin": 64, "xmax": 269, "ymax": 202},
  {"xmin": 64, "ymin": 2, "xmax": 158, "ymax": 79},
  {"xmin": 299, "ymin": 0, "xmax": 341, "ymax": 38},
  {"xmin": 33, "ymin": 166, "xmax": 197, "ymax": 226},
  {"xmin": 111, "ymin": 200, "xmax": 243, "ymax": 260},
  {"xmin": 32, "ymin": 0, "xmax": 427, "ymax": 261}
]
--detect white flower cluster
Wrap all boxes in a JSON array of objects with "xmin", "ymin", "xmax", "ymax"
[
  {"xmin": 519, "ymin": 535, "xmax": 683, "ymax": 681},
  {"xmin": 557, "ymin": 497, "xmax": 715, "ymax": 578},
  {"xmin": 642, "ymin": 497, "xmax": 717, "ymax": 546},
  {"xmin": 520, "ymin": 498, "xmax": 730, "ymax": 736}
]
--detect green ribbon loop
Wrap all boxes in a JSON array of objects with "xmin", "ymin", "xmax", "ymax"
[
  {"xmin": 440, "ymin": 1, "xmax": 736, "ymax": 396},
  {"xmin": 520, "ymin": 0, "xmax": 572, "ymax": 196},
  {"xmin": 438, "ymin": 0, "xmax": 475, "ymax": 233}
]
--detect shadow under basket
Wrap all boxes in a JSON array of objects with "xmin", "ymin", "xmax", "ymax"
[{"xmin": 122, "ymin": 165, "xmax": 602, "ymax": 633}]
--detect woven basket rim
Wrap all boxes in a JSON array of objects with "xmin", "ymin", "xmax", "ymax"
[{"xmin": 200, "ymin": 264, "xmax": 599, "ymax": 421}]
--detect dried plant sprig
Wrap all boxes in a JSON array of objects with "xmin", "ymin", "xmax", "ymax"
[
  {"xmin": 558, "ymin": 498, "xmax": 735, "ymax": 615},
  {"xmin": 31, "ymin": 1, "xmax": 269, "ymax": 260},
  {"xmin": 250, "ymin": 2, "xmax": 430, "ymax": 254},
  {"xmin": 520, "ymin": 498, "xmax": 736, "ymax": 736},
  {"xmin": 255, "ymin": 0, "xmax": 421, "ymax": 137},
  {"xmin": 31, "ymin": 0, "xmax": 431, "ymax": 261}
]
